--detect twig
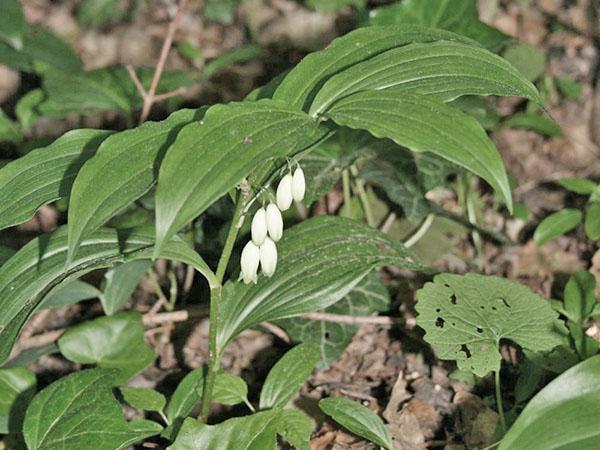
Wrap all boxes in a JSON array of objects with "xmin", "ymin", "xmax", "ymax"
[
  {"xmin": 259, "ymin": 322, "xmax": 291, "ymax": 343},
  {"xmin": 302, "ymin": 312, "xmax": 402, "ymax": 326},
  {"xmin": 380, "ymin": 211, "xmax": 396, "ymax": 233}
]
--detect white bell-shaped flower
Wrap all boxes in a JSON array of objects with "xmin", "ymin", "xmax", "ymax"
[
  {"xmin": 266, "ymin": 202, "xmax": 283, "ymax": 242},
  {"xmin": 292, "ymin": 167, "xmax": 305, "ymax": 202},
  {"xmin": 251, "ymin": 207, "xmax": 267, "ymax": 246},
  {"xmin": 240, "ymin": 240, "xmax": 260, "ymax": 284},
  {"xmin": 259, "ymin": 237, "xmax": 277, "ymax": 277},
  {"xmin": 276, "ymin": 174, "xmax": 293, "ymax": 211}
]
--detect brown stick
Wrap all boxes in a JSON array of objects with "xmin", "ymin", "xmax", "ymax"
[{"xmin": 302, "ymin": 312, "xmax": 402, "ymax": 326}]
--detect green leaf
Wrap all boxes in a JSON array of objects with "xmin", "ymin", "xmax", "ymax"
[
  {"xmin": 0, "ymin": 226, "xmax": 213, "ymax": 365},
  {"xmin": 556, "ymin": 76, "xmax": 582, "ymax": 100},
  {"xmin": 259, "ymin": 343, "xmax": 320, "ymax": 409},
  {"xmin": 37, "ymin": 280, "xmax": 101, "ymax": 311},
  {"xmin": 0, "ymin": 129, "xmax": 112, "ymax": 231},
  {"xmin": 100, "ymin": 260, "xmax": 152, "ymax": 315},
  {"xmin": 307, "ymin": 0, "xmax": 364, "ymax": 14},
  {"xmin": 0, "ymin": 108, "xmax": 21, "ymax": 143},
  {"xmin": 0, "ymin": 0, "xmax": 25, "ymax": 49},
  {"xmin": 77, "ymin": 0, "xmax": 122, "ymax": 28},
  {"xmin": 218, "ymin": 215, "xmax": 424, "ymax": 349},
  {"xmin": 564, "ymin": 271, "xmax": 596, "ymax": 324},
  {"xmin": 502, "ymin": 44, "xmax": 546, "ymax": 81},
  {"xmin": 203, "ymin": 0, "xmax": 242, "ymax": 25},
  {"xmin": 58, "ymin": 312, "xmax": 155, "ymax": 384},
  {"xmin": 23, "ymin": 369, "xmax": 162, "ymax": 450},
  {"xmin": 276, "ymin": 271, "xmax": 390, "ymax": 370},
  {"xmin": 120, "ymin": 387, "xmax": 166, "ymax": 412},
  {"xmin": 415, "ymin": 273, "xmax": 566, "ymax": 377},
  {"xmin": 166, "ymin": 366, "xmax": 205, "ymax": 426},
  {"xmin": 367, "ymin": 0, "xmax": 510, "ymax": 52},
  {"xmin": 503, "ymin": 113, "xmax": 562, "ymax": 137},
  {"xmin": 585, "ymin": 202, "xmax": 600, "ymax": 241},
  {"xmin": 273, "ymin": 25, "xmax": 477, "ymax": 111},
  {"xmin": 0, "ymin": 367, "xmax": 36, "ymax": 434},
  {"xmin": 319, "ymin": 397, "xmax": 393, "ymax": 450},
  {"xmin": 499, "ymin": 355, "xmax": 600, "ymax": 450},
  {"xmin": 324, "ymin": 89, "xmax": 513, "ymax": 212},
  {"xmin": 309, "ymin": 41, "xmax": 540, "ymax": 116},
  {"xmin": 557, "ymin": 178, "xmax": 597, "ymax": 195},
  {"xmin": 67, "ymin": 108, "xmax": 204, "ymax": 262},
  {"xmin": 154, "ymin": 99, "xmax": 327, "ymax": 255},
  {"xmin": 533, "ymin": 209, "xmax": 583, "ymax": 245},
  {"xmin": 213, "ymin": 373, "xmax": 250, "ymax": 406},
  {"xmin": 278, "ymin": 409, "xmax": 312, "ymax": 450},
  {"xmin": 204, "ymin": 45, "xmax": 262, "ymax": 77}
]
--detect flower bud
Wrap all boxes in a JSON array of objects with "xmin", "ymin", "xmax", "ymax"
[
  {"xmin": 292, "ymin": 167, "xmax": 305, "ymax": 202},
  {"xmin": 251, "ymin": 207, "xmax": 267, "ymax": 246},
  {"xmin": 266, "ymin": 203, "xmax": 283, "ymax": 242},
  {"xmin": 240, "ymin": 240, "xmax": 260, "ymax": 284},
  {"xmin": 276, "ymin": 174, "xmax": 293, "ymax": 211},
  {"xmin": 259, "ymin": 237, "xmax": 277, "ymax": 277}
]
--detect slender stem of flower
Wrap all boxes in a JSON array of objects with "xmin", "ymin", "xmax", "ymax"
[
  {"xmin": 495, "ymin": 369, "xmax": 507, "ymax": 433},
  {"xmin": 216, "ymin": 197, "xmax": 246, "ymax": 284},
  {"xmin": 341, "ymin": 169, "xmax": 352, "ymax": 217},
  {"xmin": 403, "ymin": 213, "xmax": 435, "ymax": 248},
  {"xmin": 350, "ymin": 166, "xmax": 375, "ymax": 227}
]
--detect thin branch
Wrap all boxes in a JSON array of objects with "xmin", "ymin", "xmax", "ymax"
[
  {"xmin": 259, "ymin": 322, "xmax": 291, "ymax": 343},
  {"xmin": 302, "ymin": 312, "xmax": 402, "ymax": 326}
]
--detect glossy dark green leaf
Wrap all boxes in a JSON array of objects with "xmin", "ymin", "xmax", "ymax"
[
  {"xmin": 325, "ymin": 89, "xmax": 513, "ymax": 211},
  {"xmin": 309, "ymin": 41, "xmax": 540, "ymax": 116},
  {"xmin": 166, "ymin": 366, "xmax": 206, "ymax": 425},
  {"xmin": 120, "ymin": 387, "xmax": 166, "ymax": 412},
  {"xmin": 23, "ymin": 369, "xmax": 162, "ymax": 450},
  {"xmin": 37, "ymin": 279, "xmax": 101, "ymax": 311},
  {"xmin": 0, "ymin": 0, "xmax": 25, "ymax": 49},
  {"xmin": 0, "ymin": 367, "xmax": 36, "ymax": 434},
  {"xmin": 259, "ymin": 343, "xmax": 320, "ymax": 409},
  {"xmin": 533, "ymin": 209, "xmax": 582, "ymax": 245},
  {"xmin": 67, "ymin": 108, "xmax": 205, "ymax": 262},
  {"xmin": 0, "ymin": 129, "xmax": 112, "ymax": 230},
  {"xmin": 499, "ymin": 355, "xmax": 600, "ymax": 450},
  {"xmin": 218, "ymin": 216, "xmax": 424, "ymax": 349},
  {"xmin": 557, "ymin": 178, "xmax": 597, "ymax": 195},
  {"xmin": 100, "ymin": 260, "xmax": 152, "ymax": 315},
  {"xmin": 0, "ymin": 226, "xmax": 214, "ymax": 365},
  {"xmin": 58, "ymin": 312, "xmax": 155, "ymax": 384},
  {"xmin": 319, "ymin": 397, "xmax": 393, "ymax": 450},
  {"xmin": 585, "ymin": 202, "xmax": 600, "ymax": 241},
  {"xmin": 416, "ymin": 273, "xmax": 566, "ymax": 376},
  {"xmin": 154, "ymin": 99, "xmax": 327, "ymax": 255},
  {"xmin": 273, "ymin": 25, "xmax": 477, "ymax": 111},
  {"xmin": 503, "ymin": 112, "xmax": 561, "ymax": 137}
]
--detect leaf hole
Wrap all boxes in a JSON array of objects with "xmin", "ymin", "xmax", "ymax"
[
  {"xmin": 499, "ymin": 297, "xmax": 511, "ymax": 308},
  {"xmin": 460, "ymin": 344, "xmax": 472, "ymax": 359},
  {"xmin": 324, "ymin": 332, "xmax": 331, "ymax": 339},
  {"xmin": 435, "ymin": 317, "xmax": 445, "ymax": 328},
  {"xmin": 435, "ymin": 308, "xmax": 441, "ymax": 313},
  {"xmin": 476, "ymin": 327, "xmax": 483, "ymax": 333},
  {"xmin": 450, "ymin": 294, "xmax": 457, "ymax": 305}
]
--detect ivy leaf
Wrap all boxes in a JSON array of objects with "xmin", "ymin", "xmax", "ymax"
[
  {"xmin": 0, "ymin": 129, "xmax": 112, "ymax": 231},
  {"xmin": 217, "ymin": 215, "xmax": 425, "ymax": 349},
  {"xmin": 100, "ymin": 260, "xmax": 152, "ymax": 315},
  {"xmin": 0, "ymin": 0, "xmax": 25, "ymax": 49},
  {"xmin": 23, "ymin": 369, "xmax": 162, "ymax": 450},
  {"xmin": 276, "ymin": 271, "xmax": 390, "ymax": 370},
  {"xmin": 213, "ymin": 373, "xmax": 250, "ymax": 406},
  {"xmin": 319, "ymin": 397, "xmax": 393, "ymax": 450},
  {"xmin": 0, "ymin": 226, "xmax": 213, "ymax": 365},
  {"xmin": 415, "ymin": 273, "xmax": 566, "ymax": 377},
  {"xmin": 57, "ymin": 312, "xmax": 155, "ymax": 384},
  {"xmin": 309, "ymin": 41, "xmax": 540, "ymax": 116},
  {"xmin": 259, "ymin": 343, "xmax": 320, "ymax": 409},
  {"xmin": 0, "ymin": 367, "xmax": 36, "ymax": 434},
  {"xmin": 325, "ymin": 89, "xmax": 513, "ymax": 212},
  {"xmin": 154, "ymin": 99, "xmax": 327, "ymax": 256},
  {"xmin": 37, "ymin": 280, "xmax": 101, "ymax": 311},
  {"xmin": 273, "ymin": 25, "xmax": 477, "ymax": 111},
  {"xmin": 120, "ymin": 387, "xmax": 166, "ymax": 413},
  {"xmin": 533, "ymin": 209, "xmax": 583, "ymax": 245},
  {"xmin": 67, "ymin": 108, "xmax": 205, "ymax": 262}
]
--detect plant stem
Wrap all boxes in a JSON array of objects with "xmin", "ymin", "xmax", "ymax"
[
  {"xmin": 495, "ymin": 369, "xmax": 507, "ymax": 433},
  {"xmin": 350, "ymin": 165, "xmax": 375, "ymax": 227},
  {"xmin": 341, "ymin": 169, "xmax": 352, "ymax": 217},
  {"xmin": 216, "ymin": 197, "xmax": 245, "ymax": 283},
  {"xmin": 403, "ymin": 213, "xmax": 435, "ymax": 248}
]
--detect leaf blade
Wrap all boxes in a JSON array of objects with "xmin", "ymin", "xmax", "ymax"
[{"xmin": 533, "ymin": 209, "xmax": 583, "ymax": 245}]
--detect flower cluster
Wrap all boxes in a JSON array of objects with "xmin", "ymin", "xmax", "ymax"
[{"xmin": 240, "ymin": 166, "xmax": 305, "ymax": 284}]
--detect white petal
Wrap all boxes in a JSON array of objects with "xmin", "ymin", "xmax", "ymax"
[
  {"xmin": 240, "ymin": 241, "xmax": 260, "ymax": 284},
  {"xmin": 292, "ymin": 167, "xmax": 305, "ymax": 202},
  {"xmin": 251, "ymin": 207, "xmax": 268, "ymax": 246},
  {"xmin": 259, "ymin": 237, "xmax": 277, "ymax": 277},
  {"xmin": 266, "ymin": 203, "xmax": 283, "ymax": 242},
  {"xmin": 276, "ymin": 174, "xmax": 293, "ymax": 211}
]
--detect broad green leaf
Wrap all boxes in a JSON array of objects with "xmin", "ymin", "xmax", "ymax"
[
  {"xmin": 3, "ymin": 343, "xmax": 59, "ymax": 369},
  {"xmin": 503, "ymin": 113, "xmax": 562, "ymax": 137},
  {"xmin": 533, "ymin": 209, "xmax": 582, "ymax": 245},
  {"xmin": 58, "ymin": 312, "xmax": 155, "ymax": 384},
  {"xmin": 367, "ymin": 0, "xmax": 510, "ymax": 52},
  {"xmin": 278, "ymin": 409, "xmax": 312, "ymax": 450},
  {"xmin": 67, "ymin": 108, "xmax": 204, "ymax": 262},
  {"xmin": 556, "ymin": 76, "xmax": 582, "ymax": 100},
  {"xmin": 415, "ymin": 273, "xmax": 566, "ymax": 376},
  {"xmin": 0, "ymin": 108, "xmax": 21, "ymax": 143},
  {"xmin": 259, "ymin": 343, "xmax": 320, "ymax": 409},
  {"xmin": 213, "ymin": 373, "xmax": 250, "ymax": 406},
  {"xmin": 100, "ymin": 260, "xmax": 152, "ymax": 315},
  {"xmin": 37, "ymin": 279, "xmax": 101, "ymax": 311},
  {"xmin": 499, "ymin": 355, "xmax": 600, "ymax": 450},
  {"xmin": 166, "ymin": 366, "xmax": 206, "ymax": 425},
  {"xmin": 204, "ymin": 45, "xmax": 263, "ymax": 77},
  {"xmin": 23, "ymin": 369, "xmax": 162, "ymax": 450},
  {"xmin": 277, "ymin": 271, "xmax": 390, "ymax": 370},
  {"xmin": 217, "ymin": 215, "xmax": 424, "ymax": 349},
  {"xmin": 557, "ymin": 178, "xmax": 597, "ymax": 195},
  {"xmin": 77, "ymin": 0, "xmax": 122, "ymax": 28},
  {"xmin": 0, "ymin": 245, "xmax": 15, "ymax": 266},
  {"xmin": 273, "ymin": 25, "xmax": 477, "ymax": 111},
  {"xmin": 309, "ymin": 41, "xmax": 540, "ymax": 116},
  {"xmin": 203, "ymin": 0, "xmax": 241, "ymax": 25},
  {"xmin": 307, "ymin": 0, "xmax": 364, "ymax": 14},
  {"xmin": 120, "ymin": 387, "xmax": 166, "ymax": 412},
  {"xmin": 154, "ymin": 99, "xmax": 327, "ymax": 255},
  {"xmin": 502, "ymin": 44, "xmax": 546, "ymax": 81},
  {"xmin": 319, "ymin": 397, "xmax": 393, "ymax": 450},
  {"xmin": 585, "ymin": 202, "xmax": 600, "ymax": 241},
  {"xmin": 564, "ymin": 271, "xmax": 596, "ymax": 324},
  {"xmin": 0, "ymin": 367, "xmax": 36, "ymax": 434},
  {"xmin": 325, "ymin": 89, "xmax": 513, "ymax": 211},
  {"xmin": 0, "ymin": 226, "xmax": 214, "ymax": 365},
  {"xmin": 0, "ymin": 0, "xmax": 25, "ymax": 49},
  {"xmin": 0, "ymin": 129, "xmax": 112, "ymax": 230}
]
